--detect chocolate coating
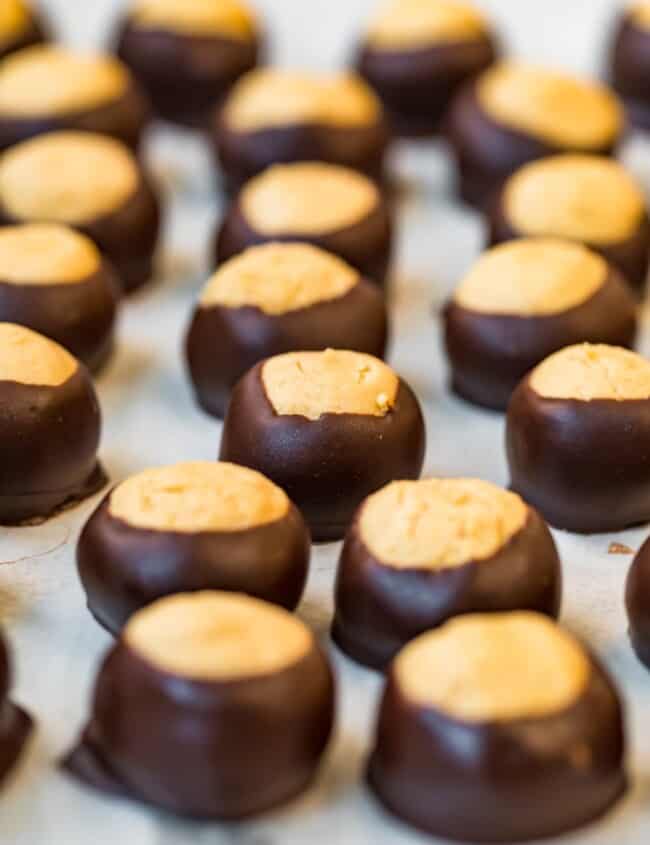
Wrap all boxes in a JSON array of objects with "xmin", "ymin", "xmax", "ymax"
[
  {"xmin": 213, "ymin": 114, "xmax": 389, "ymax": 197},
  {"xmin": 333, "ymin": 507, "xmax": 561, "ymax": 670},
  {"xmin": 215, "ymin": 196, "xmax": 393, "ymax": 290},
  {"xmin": 507, "ymin": 378, "xmax": 650, "ymax": 533},
  {"xmin": 0, "ymin": 629, "xmax": 32, "ymax": 786},
  {"xmin": 186, "ymin": 278, "xmax": 389, "ymax": 419},
  {"xmin": 444, "ymin": 268, "xmax": 638, "ymax": 411},
  {"xmin": 0, "ymin": 75, "xmax": 149, "ymax": 154},
  {"xmin": 446, "ymin": 85, "xmax": 620, "ymax": 209},
  {"xmin": 115, "ymin": 22, "xmax": 260, "ymax": 129},
  {"xmin": 357, "ymin": 36, "xmax": 497, "ymax": 138},
  {"xmin": 63, "ymin": 627, "xmax": 334, "ymax": 818},
  {"xmin": 625, "ymin": 536, "xmax": 650, "ymax": 669},
  {"xmin": 610, "ymin": 13, "xmax": 650, "ymax": 133},
  {"xmin": 0, "ymin": 259, "xmax": 121, "ymax": 373},
  {"xmin": 0, "ymin": 364, "xmax": 105, "ymax": 524},
  {"xmin": 219, "ymin": 362, "xmax": 426, "ymax": 542},
  {"xmin": 0, "ymin": 174, "xmax": 161, "ymax": 295},
  {"xmin": 368, "ymin": 647, "xmax": 626, "ymax": 842},
  {"xmin": 77, "ymin": 496, "xmax": 310, "ymax": 636},
  {"xmin": 489, "ymin": 199, "xmax": 650, "ymax": 298}
]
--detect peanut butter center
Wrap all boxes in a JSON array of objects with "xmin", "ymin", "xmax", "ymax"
[
  {"xmin": 125, "ymin": 592, "xmax": 313, "ymax": 681},
  {"xmin": 477, "ymin": 62, "xmax": 622, "ymax": 150},
  {"xmin": 396, "ymin": 612, "xmax": 590, "ymax": 721},
  {"xmin": 360, "ymin": 479, "xmax": 527, "ymax": 569},
  {"xmin": 109, "ymin": 462, "xmax": 289, "ymax": 533},
  {"xmin": 262, "ymin": 349, "xmax": 398, "ymax": 420}
]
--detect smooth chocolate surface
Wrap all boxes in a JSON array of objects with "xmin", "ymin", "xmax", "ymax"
[
  {"xmin": 507, "ymin": 379, "xmax": 650, "ymax": 533},
  {"xmin": 215, "ymin": 198, "xmax": 393, "ymax": 289},
  {"xmin": 489, "ymin": 199, "xmax": 650, "ymax": 298},
  {"xmin": 0, "ymin": 366, "xmax": 105, "ymax": 524},
  {"xmin": 357, "ymin": 36, "xmax": 497, "ymax": 137},
  {"xmin": 332, "ymin": 510, "xmax": 562, "ymax": 669},
  {"xmin": 610, "ymin": 14, "xmax": 650, "ymax": 132},
  {"xmin": 77, "ymin": 496, "xmax": 310, "ymax": 635},
  {"xmin": 368, "ymin": 652, "xmax": 626, "ymax": 842},
  {"xmin": 64, "ymin": 637, "xmax": 335, "ymax": 819},
  {"xmin": 0, "ymin": 631, "xmax": 33, "ymax": 786},
  {"xmin": 186, "ymin": 277, "xmax": 389, "ymax": 418},
  {"xmin": 116, "ymin": 22, "xmax": 260, "ymax": 128},
  {"xmin": 333, "ymin": 507, "xmax": 561, "ymax": 670},
  {"xmin": 213, "ymin": 115, "xmax": 389, "ymax": 196},
  {"xmin": 0, "ymin": 260, "xmax": 121, "ymax": 372},
  {"xmin": 444, "ymin": 269, "xmax": 638, "ymax": 411},
  {"xmin": 626, "ymin": 536, "xmax": 650, "ymax": 669},
  {"xmin": 0, "ymin": 177, "xmax": 161, "ymax": 295},
  {"xmin": 0, "ymin": 82, "xmax": 150, "ymax": 153},
  {"xmin": 219, "ymin": 362, "xmax": 425, "ymax": 542},
  {"xmin": 446, "ymin": 85, "xmax": 620, "ymax": 209}
]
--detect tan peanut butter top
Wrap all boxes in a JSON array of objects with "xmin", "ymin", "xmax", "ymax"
[
  {"xmin": 366, "ymin": 0, "xmax": 488, "ymax": 50},
  {"xmin": 503, "ymin": 155, "xmax": 645, "ymax": 246},
  {"xmin": 125, "ymin": 592, "xmax": 313, "ymax": 681},
  {"xmin": 0, "ymin": 46, "xmax": 130, "ymax": 117},
  {"xmin": 0, "ymin": 132, "xmax": 139, "ymax": 224},
  {"xmin": 262, "ymin": 349, "xmax": 398, "ymax": 420},
  {"xmin": 200, "ymin": 243, "xmax": 359, "ymax": 314},
  {"xmin": 109, "ymin": 461, "xmax": 289, "ymax": 532},
  {"xmin": 240, "ymin": 163, "xmax": 379, "ymax": 236},
  {"xmin": 130, "ymin": 0, "xmax": 256, "ymax": 40},
  {"xmin": 360, "ymin": 478, "xmax": 527, "ymax": 569},
  {"xmin": 477, "ymin": 62, "xmax": 622, "ymax": 150},
  {"xmin": 454, "ymin": 239, "xmax": 608, "ymax": 315},
  {"xmin": 530, "ymin": 343, "xmax": 650, "ymax": 401},
  {"xmin": 0, "ymin": 224, "xmax": 102, "ymax": 285},
  {"xmin": 0, "ymin": 322, "xmax": 77, "ymax": 386},
  {"xmin": 395, "ymin": 612, "xmax": 590, "ymax": 721},
  {"xmin": 223, "ymin": 68, "xmax": 381, "ymax": 131}
]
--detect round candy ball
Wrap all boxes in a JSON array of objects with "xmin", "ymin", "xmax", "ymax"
[
  {"xmin": 507, "ymin": 343, "xmax": 650, "ymax": 533},
  {"xmin": 115, "ymin": 0, "xmax": 261, "ymax": 128},
  {"xmin": 0, "ymin": 322, "xmax": 105, "ymax": 524},
  {"xmin": 368, "ymin": 612, "xmax": 627, "ymax": 842},
  {"xmin": 77, "ymin": 461, "xmax": 311, "ymax": 634},
  {"xmin": 357, "ymin": 0, "xmax": 498, "ymax": 137},
  {"xmin": 219, "ymin": 349, "xmax": 425, "ymax": 541},
  {"xmin": 64, "ymin": 591, "xmax": 335, "ymax": 819},
  {"xmin": 0, "ymin": 45, "xmax": 149, "ymax": 151},
  {"xmin": 212, "ymin": 68, "xmax": 388, "ymax": 194},
  {"xmin": 444, "ymin": 238, "xmax": 638, "ymax": 410},
  {"xmin": 186, "ymin": 242, "xmax": 389, "ymax": 418},
  {"xmin": 333, "ymin": 478, "xmax": 561, "ymax": 669}
]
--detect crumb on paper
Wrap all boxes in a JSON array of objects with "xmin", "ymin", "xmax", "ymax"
[{"xmin": 608, "ymin": 542, "xmax": 634, "ymax": 555}]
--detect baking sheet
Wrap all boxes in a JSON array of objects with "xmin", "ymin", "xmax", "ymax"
[
  {"xmin": 3, "ymin": 1, "xmax": 650, "ymax": 842},
  {"xmin": 0, "ymin": 127, "xmax": 648, "ymax": 845}
]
